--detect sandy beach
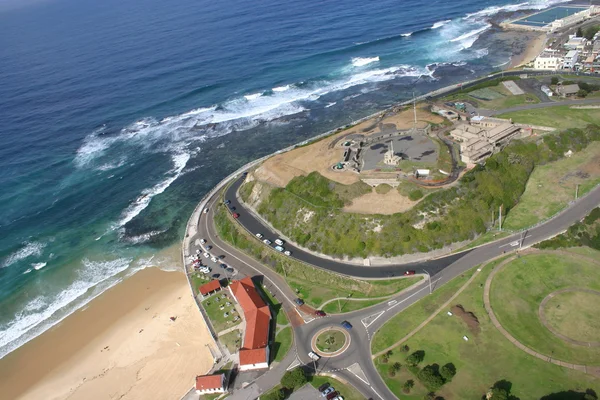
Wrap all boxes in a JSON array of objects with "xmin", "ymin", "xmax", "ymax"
[
  {"xmin": 0, "ymin": 266, "xmax": 215, "ymax": 400},
  {"xmin": 509, "ymin": 31, "xmax": 547, "ymax": 68}
]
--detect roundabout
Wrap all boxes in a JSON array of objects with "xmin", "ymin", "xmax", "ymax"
[
  {"xmin": 311, "ymin": 327, "xmax": 351, "ymax": 357},
  {"xmin": 539, "ymin": 288, "xmax": 600, "ymax": 347}
]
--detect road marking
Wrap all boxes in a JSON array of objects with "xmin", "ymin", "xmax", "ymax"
[
  {"xmin": 387, "ymin": 278, "xmax": 442, "ymax": 311},
  {"xmin": 347, "ymin": 363, "xmax": 370, "ymax": 385},
  {"xmin": 387, "ymin": 300, "xmax": 397, "ymax": 306},
  {"xmin": 499, "ymin": 234, "xmax": 531, "ymax": 248},
  {"xmin": 361, "ymin": 311, "xmax": 384, "ymax": 328}
]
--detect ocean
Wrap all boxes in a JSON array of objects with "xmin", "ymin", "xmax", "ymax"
[{"xmin": 0, "ymin": 0, "xmax": 567, "ymax": 358}]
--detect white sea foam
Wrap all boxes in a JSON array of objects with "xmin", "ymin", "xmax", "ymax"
[
  {"xmin": 122, "ymin": 229, "xmax": 166, "ymax": 244},
  {"xmin": 2, "ymin": 241, "xmax": 46, "ymax": 268},
  {"xmin": 0, "ymin": 257, "xmax": 133, "ymax": 359},
  {"xmin": 431, "ymin": 19, "xmax": 451, "ymax": 29},
  {"xmin": 351, "ymin": 56, "xmax": 380, "ymax": 67},
  {"xmin": 449, "ymin": 24, "xmax": 491, "ymax": 49},
  {"xmin": 115, "ymin": 152, "xmax": 190, "ymax": 229},
  {"xmin": 96, "ymin": 158, "xmax": 126, "ymax": 172},
  {"xmin": 32, "ymin": 262, "xmax": 47, "ymax": 270},
  {"xmin": 465, "ymin": 0, "xmax": 567, "ymax": 20},
  {"xmin": 400, "ymin": 32, "xmax": 412, "ymax": 37},
  {"xmin": 23, "ymin": 268, "xmax": 32, "ymax": 274},
  {"xmin": 272, "ymin": 85, "xmax": 292, "ymax": 92},
  {"xmin": 325, "ymin": 102, "xmax": 337, "ymax": 108},
  {"xmin": 244, "ymin": 92, "xmax": 263, "ymax": 100}
]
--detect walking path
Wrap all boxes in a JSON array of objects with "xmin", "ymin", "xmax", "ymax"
[{"xmin": 482, "ymin": 250, "xmax": 600, "ymax": 376}]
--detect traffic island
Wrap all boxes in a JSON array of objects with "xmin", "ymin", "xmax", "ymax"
[{"xmin": 311, "ymin": 327, "xmax": 351, "ymax": 357}]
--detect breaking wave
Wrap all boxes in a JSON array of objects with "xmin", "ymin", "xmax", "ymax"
[
  {"xmin": 2, "ymin": 241, "xmax": 46, "ymax": 268},
  {"xmin": 431, "ymin": 19, "xmax": 451, "ymax": 29},
  {"xmin": 352, "ymin": 56, "xmax": 380, "ymax": 67}
]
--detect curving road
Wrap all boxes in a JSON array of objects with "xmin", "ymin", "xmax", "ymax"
[{"xmin": 192, "ymin": 177, "xmax": 600, "ymax": 400}]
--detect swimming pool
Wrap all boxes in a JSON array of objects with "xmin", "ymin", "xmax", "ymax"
[{"xmin": 512, "ymin": 6, "xmax": 588, "ymax": 27}]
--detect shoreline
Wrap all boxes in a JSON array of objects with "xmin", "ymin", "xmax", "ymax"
[
  {"xmin": 508, "ymin": 30, "xmax": 547, "ymax": 69},
  {"xmin": 0, "ymin": 266, "xmax": 214, "ymax": 400}
]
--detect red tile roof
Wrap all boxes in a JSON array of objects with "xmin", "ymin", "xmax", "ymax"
[
  {"xmin": 229, "ymin": 277, "xmax": 271, "ymax": 365},
  {"xmin": 239, "ymin": 348, "xmax": 268, "ymax": 366},
  {"xmin": 199, "ymin": 280, "xmax": 221, "ymax": 296},
  {"xmin": 195, "ymin": 374, "xmax": 224, "ymax": 390}
]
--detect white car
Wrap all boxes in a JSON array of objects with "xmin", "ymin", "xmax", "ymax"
[
  {"xmin": 203, "ymin": 252, "xmax": 210, "ymax": 258},
  {"xmin": 255, "ymin": 233, "xmax": 263, "ymax": 239},
  {"xmin": 200, "ymin": 239, "xmax": 207, "ymax": 244},
  {"xmin": 284, "ymin": 250, "xmax": 292, "ymax": 256},
  {"xmin": 308, "ymin": 351, "xmax": 320, "ymax": 361},
  {"xmin": 211, "ymin": 256, "xmax": 218, "ymax": 263},
  {"xmin": 203, "ymin": 208, "xmax": 209, "ymax": 214},
  {"xmin": 263, "ymin": 239, "xmax": 272, "ymax": 245},
  {"xmin": 199, "ymin": 267, "xmax": 211, "ymax": 274},
  {"xmin": 275, "ymin": 238, "xmax": 285, "ymax": 246},
  {"xmin": 274, "ymin": 245, "xmax": 284, "ymax": 252}
]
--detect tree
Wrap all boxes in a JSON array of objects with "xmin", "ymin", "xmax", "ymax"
[
  {"xmin": 487, "ymin": 387, "xmax": 509, "ymax": 400},
  {"xmin": 440, "ymin": 363, "xmax": 456, "ymax": 382},
  {"xmin": 551, "ymin": 76, "xmax": 559, "ymax": 85},
  {"xmin": 577, "ymin": 27, "xmax": 584, "ymax": 37},
  {"xmin": 388, "ymin": 365, "xmax": 397, "ymax": 377},
  {"xmin": 577, "ymin": 89, "xmax": 588, "ymax": 98},
  {"xmin": 380, "ymin": 354, "xmax": 389, "ymax": 364},
  {"xmin": 418, "ymin": 365, "xmax": 444, "ymax": 390},
  {"xmin": 403, "ymin": 379, "xmax": 415, "ymax": 394},
  {"xmin": 406, "ymin": 350, "xmax": 425, "ymax": 366},
  {"xmin": 393, "ymin": 362, "xmax": 402, "ymax": 372},
  {"xmin": 280, "ymin": 367, "xmax": 307, "ymax": 390},
  {"xmin": 262, "ymin": 388, "xmax": 285, "ymax": 400},
  {"xmin": 401, "ymin": 344, "xmax": 410, "ymax": 353}
]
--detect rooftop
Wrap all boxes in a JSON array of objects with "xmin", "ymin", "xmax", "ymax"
[
  {"xmin": 199, "ymin": 280, "xmax": 221, "ymax": 296},
  {"xmin": 195, "ymin": 374, "xmax": 224, "ymax": 390}
]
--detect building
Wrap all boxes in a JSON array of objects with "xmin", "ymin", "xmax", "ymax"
[
  {"xmin": 541, "ymin": 85, "xmax": 553, "ymax": 97},
  {"xmin": 556, "ymin": 83, "xmax": 580, "ymax": 97},
  {"xmin": 450, "ymin": 118, "xmax": 521, "ymax": 164},
  {"xmin": 199, "ymin": 279, "xmax": 222, "ymax": 297},
  {"xmin": 229, "ymin": 277, "xmax": 271, "ymax": 371},
  {"xmin": 195, "ymin": 374, "xmax": 226, "ymax": 395},
  {"xmin": 383, "ymin": 142, "xmax": 402, "ymax": 166},
  {"xmin": 534, "ymin": 54, "xmax": 561, "ymax": 70},
  {"xmin": 563, "ymin": 50, "xmax": 579, "ymax": 69},
  {"xmin": 564, "ymin": 36, "xmax": 587, "ymax": 51}
]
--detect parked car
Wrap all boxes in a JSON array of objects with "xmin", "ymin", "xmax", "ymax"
[
  {"xmin": 219, "ymin": 263, "xmax": 227, "ymax": 269},
  {"xmin": 211, "ymin": 256, "xmax": 218, "ymax": 263},
  {"xmin": 274, "ymin": 238, "xmax": 285, "ymax": 246},
  {"xmin": 199, "ymin": 267, "xmax": 211, "ymax": 274},
  {"xmin": 211, "ymin": 273, "xmax": 220, "ymax": 279},
  {"xmin": 203, "ymin": 208, "xmax": 209, "ymax": 214},
  {"xmin": 200, "ymin": 239, "xmax": 207, "ymax": 244},
  {"xmin": 326, "ymin": 391, "xmax": 339, "ymax": 400},
  {"xmin": 403, "ymin": 270, "xmax": 416, "ymax": 276},
  {"xmin": 321, "ymin": 387, "xmax": 335, "ymax": 397},
  {"xmin": 232, "ymin": 212, "xmax": 240, "ymax": 218},
  {"xmin": 229, "ymin": 206, "xmax": 236, "ymax": 211},
  {"xmin": 332, "ymin": 396, "xmax": 344, "ymax": 400},
  {"xmin": 262, "ymin": 239, "xmax": 272, "ymax": 245},
  {"xmin": 203, "ymin": 252, "xmax": 210, "ymax": 258},
  {"xmin": 318, "ymin": 383, "xmax": 330, "ymax": 392},
  {"xmin": 255, "ymin": 233, "xmax": 263, "ymax": 239},
  {"xmin": 224, "ymin": 199, "xmax": 231, "ymax": 205},
  {"xmin": 284, "ymin": 250, "xmax": 292, "ymax": 256},
  {"xmin": 341, "ymin": 321, "xmax": 352, "ymax": 330},
  {"xmin": 274, "ymin": 245, "xmax": 284, "ymax": 252},
  {"xmin": 218, "ymin": 255, "xmax": 225, "ymax": 259},
  {"xmin": 308, "ymin": 351, "xmax": 320, "ymax": 360},
  {"xmin": 226, "ymin": 267, "xmax": 234, "ymax": 273},
  {"xmin": 206, "ymin": 245, "xmax": 212, "ymax": 251},
  {"xmin": 294, "ymin": 298, "xmax": 304, "ymax": 306},
  {"xmin": 315, "ymin": 310, "xmax": 326, "ymax": 317}
]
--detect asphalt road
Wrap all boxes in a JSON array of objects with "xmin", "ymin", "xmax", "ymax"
[{"xmin": 196, "ymin": 178, "xmax": 600, "ymax": 400}]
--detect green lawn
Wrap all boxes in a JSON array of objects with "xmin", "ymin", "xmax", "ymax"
[
  {"xmin": 202, "ymin": 293, "xmax": 240, "ymax": 334},
  {"xmin": 272, "ymin": 326, "xmax": 293, "ymax": 363},
  {"xmin": 321, "ymin": 298, "xmax": 382, "ymax": 314},
  {"xmin": 442, "ymin": 84, "xmax": 539, "ymax": 111},
  {"xmin": 256, "ymin": 282, "xmax": 288, "ymax": 326},
  {"xmin": 371, "ymin": 271, "xmax": 472, "ymax": 354},
  {"xmin": 498, "ymin": 105, "xmax": 600, "ymax": 130},
  {"xmin": 309, "ymin": 376, "xmax": 365, "ymax": 400},
  {"xmin": 219, "ymin": 329, "xmax": 241, "ymax": 353},
  {"xmin": 316, "ymin": 330, "xmax": 346, "ymax": 353},
  {"xmin": 458, "ymin": 231, "xmax": 511, "ymax": 251},
  {"xmin": 490, "ymin": 252, "xmax": 600, "ymax": 364},
  {"xmin": 376, "ymin": 254, "xmax": 600, "ymax": 400},
  {"xmin": 504, "ymin": 141, "xmax": 600, "ymax": 230},
  {"xmin": 190, "ymin": 273, "xmax": 211, "ymax": 296}
]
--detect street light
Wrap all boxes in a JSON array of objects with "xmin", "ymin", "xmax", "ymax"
[{"xmin": 423, "ymin": 270, "xmax": 432, "ymax": 294}]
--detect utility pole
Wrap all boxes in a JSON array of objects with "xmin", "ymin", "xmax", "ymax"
[
  {"xmin": 520, "ymin": 230, "xmax": 527, "ymax": 250},
  {"xmin": 423, "ymin": 270, "xmax": 432, "ymax": 294},
  {"xmin": 499, "ymin": 205, "xmax": 503, "ymax": 232},
  {"xmin": 575, "ymin": 184, "xmax": 579, "ymax": 200},
  {"xmin": 413, "ymin": 92, "xmax": 417, "ymax": 130}
]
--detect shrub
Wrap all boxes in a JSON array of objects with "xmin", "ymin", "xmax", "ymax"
[
  {"xmin": 401, "ymin": 344, "xmax": 410, "ymax": 353},
  {"xmin": 408, "ymin": 189, "xmax": 424, "ymax": 201},
  {"xmin": 388, "ymin": 366, "xmax": 397, "ymax": 377},
  {"xmin": 551, "ymin": 77, "xmax": 559, "ymax": 85},
  {"xmin": 376, "ymin": 184, "xmax": 392, "ymax": 194},
  {"xmin": 440, "ymin": 363, "xmax": 456, "ymax": 382},
  {"xmin": 418, "ymin": 365, "xmax": 445, "ymax": 391},
  {"xmin": 406, "ymin": 350, "xmax": 425, "ymax": 366},
  {"xmin": 280, "ymin": 367, "xmax": 307, "ymax": 390},
  {"xmin": 403, "ymin": 379, "xmax": 415, "ymax": 394},
  {"xmin": 262, "ymin": 388, "xmax": 285, "ymax": 400}
]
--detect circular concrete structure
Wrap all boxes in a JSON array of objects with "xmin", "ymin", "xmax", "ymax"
[
  {"xmin": 311, "ymin": 327, "xmax": 351, "ymax": 357},
  {"xmin": 538, "ymin": 288, "xmax": 600, "ymax": 347}
]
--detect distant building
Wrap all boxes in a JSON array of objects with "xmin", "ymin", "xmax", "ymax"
[
  {"xmin": 534, "ymin": 54, "xmax": 561, "ymax": 70},
  {"xmin": 450, "ymin": 118, "xmax": 521, "ymax": 164},
  {"xmin": 195, "ymin": 374, "xmax": 226, "ymax": 395},
  {"xmin": 541, "ymin": 85, "xmax": 554, "ymax": 97},
  {"xmin": 383, "ymin": 142, "xmax": 402, "ymax": 166},
  {"xmin": 563, "ymin": 50, "xmax": 579, "ymax": 69},
  {"xmin": 556, "ymin": 83, "xmax": 580, "ymax": 97},
  {"xmin": 564, "ymin": 36, "xmax": 587, "ymax": 52},
  {"xmin": 229, "ymin": 277, "xmax": 271, "ymax": 371},
  {"xmin": 199, "ymin": 279, "xmax": 222, "ymax": 297}
]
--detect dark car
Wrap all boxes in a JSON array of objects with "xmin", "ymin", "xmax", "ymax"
[
  {"xmin": 318, "ymin": 383, "xmax": 330, "ymax": 392},
  {"xmin": 232, "ymin": 213, "xmax": 240, "ymax": 218},
  {"xmin": 224, "ymin": 199, "xmax": 231, "ymax": 205},
  {"xmin": 229, "ymin": 206, "xmax": 236, "ymax": 211},
  {"xmin": 403, "ymin": 270, "xmax": 416, "ymax": 276},
  {"xmin": 226, "ymin": 267, "xmax": 234, "ymax": 273},
  {"xmin": 218, "ymin": 255, "xmax": 225, "ymax": 259},
  {"xmin": 294, "ymin": 298, "xmax": 304, "ymax": 306},
  {"xmin": 326, "ymin": 391, "xmax": 339, "ymax": 400},
  {"xmin": 219, "ymin": 263, "xmax": 227, "ymax": 269},
  {"xmin": 211, "ymin": 273, "xmax": 220, "ymax": 279},
  {"xmin": 206, "ymin": 245, "xmax": 213, "ymax": 251},
  {"xmin": 341, "ymin": 321, "xmax": 352, "ymax": 330},
  {"xmin": 315, "ymin": 310, "xmax": 326, "ymax": 317}
]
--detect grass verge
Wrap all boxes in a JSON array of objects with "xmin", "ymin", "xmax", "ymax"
[
  {"xmin": 201, "ymin": 292, "xmax": 240, "ymax": 334},
  {"xmin": 273, "ymin": 327, "xmax": 293, "ymax": 363},
  {"xmin": 498, "ymin": 105, "xmax": 600, "ymax": 130}
]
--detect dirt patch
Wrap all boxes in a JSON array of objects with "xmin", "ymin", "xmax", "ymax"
[
  {"xmin": 451, "ymin": 304, "xmax": 480, "ymax": 336},
  {"xmin": 343, "ymin": 188, "xmax": 419, "ymax": 215},
  {"xmin": 253, "ymin": 106, "xmax": 443, "ymax": 188}
]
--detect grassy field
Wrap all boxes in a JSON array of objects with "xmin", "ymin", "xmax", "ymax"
[
  {"xmin": 202, "ymin": 292, "xmax": 240, "ymax": 333},
  {"xmin": 498, "ymin": 105, "xmax": 600, "ymax": 130},
  {"xmin": 190, "ymin": 273, "xmax": 211, "ymax": 296},
  {"xmin": 316, "ymin": 330, "xmax": 346, "ymax": 352},
  {"xmin": 214, "ymin": 205, "xmax": 421, "ymax": 310},
  {"xmin": 544, "ymin": 291, "xmax": 600, "ymax": 343},
  {"xmin": 443, "ymin": 83, "xmax": 539, "ymax": 110},
  {"xmin": 371, "ymin": 270, "xmax": 473, "ymax": 354},
  {"xmin": 490, "ymin": 252, "xmax": 600, "ymax": 364},
  {"xmin": 220, "ymin": 329, "xmax": 241, "ymax": 353},
  {"xmin": 257, "ymin": 282, "xmax": 288, "ymax": 326},
  {"xmin": 504, "ymin": 141, "xmax": 600, "ymax": 230},
  {"xmin": 376, "ymin": 254, "xmax": 600, "ymax": 400},
  {"xmin": 321, "ymin": 298, "xmax": 382, "ymax": 314},
  {"xmin": 309, "ymin": 376, "xmax": 365, "ymax": 400},
  {"xmin": 273, "ymin": 326, "xmax": 293, "ymax": 363}
]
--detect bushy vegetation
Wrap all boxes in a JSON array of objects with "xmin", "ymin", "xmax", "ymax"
[
  {"xmin": 536, "ymin": 207, "xmax": 600, "ymax": 250},
  {"xmin": 254, "ymin": 125, "xmax": 600, "ymax": 258}
]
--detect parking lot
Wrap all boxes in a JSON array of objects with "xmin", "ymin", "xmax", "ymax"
[{"xmin": 360, "ymin": 134, "xmax": 437, "ymax": 171}]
